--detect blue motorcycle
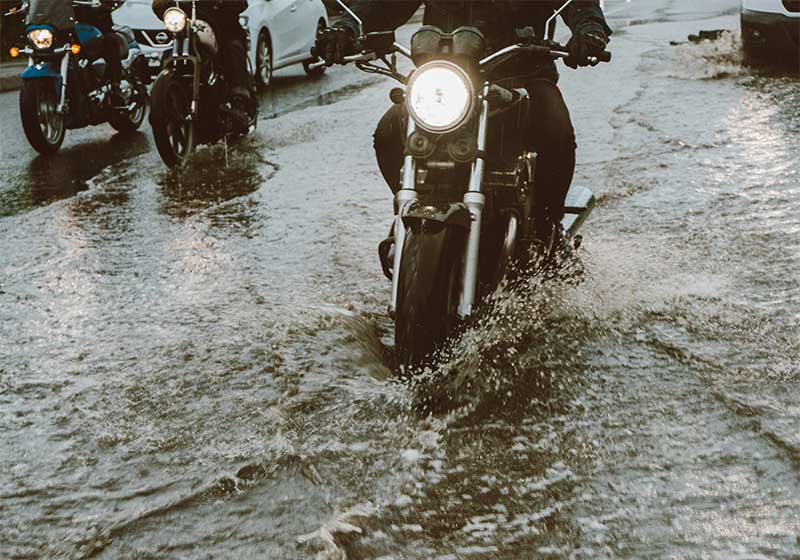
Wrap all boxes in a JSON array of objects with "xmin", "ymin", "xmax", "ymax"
[{"xmin": 7, "ymin": 0, "xmax": 149, "ymax": 154}]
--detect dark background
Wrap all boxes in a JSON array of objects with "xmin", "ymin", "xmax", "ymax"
[{"xmin": 1, "ymin": 0, "xmax": 26, "ymax": 62}]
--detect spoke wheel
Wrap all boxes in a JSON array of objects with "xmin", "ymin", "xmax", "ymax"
[
  {"xmin": 256, "ymin": 31, "xmax": 272, "ymax": 88},
  {"xmin": 150, "ymin": 72, "xmax": 195, "ymax": 167},
  {"xmin": 20, "ymin": 80, "xmax": 65, "ymax": 154}
]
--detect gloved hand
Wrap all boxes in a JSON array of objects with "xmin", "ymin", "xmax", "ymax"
[
  {"xmin": 313, "ymin": 27, "xmax": 359, "ymax": 66},
  {"xmin": 565, "ymin": 25, "xmax": 608, "ymax": 69}
]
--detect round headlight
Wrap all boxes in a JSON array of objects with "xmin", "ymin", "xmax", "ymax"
[
  {"xmin": 28, "ymin": 28, "xmax": 54, "ymax": 50},
  {"xmin": 406, "ymin": 61, "xmax": 473, "ymax": 133},
  {"xmin": 163, "ymin": 7, "xmax": 187, "ymax": 34}
]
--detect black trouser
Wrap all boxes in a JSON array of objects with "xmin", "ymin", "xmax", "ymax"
[
  {"xmin": 75, "ymin": 8, "xmax": 121, "ymax": 85},
  {"xmin": 374, "ymin": 79, "xmax": 576, "ymax": 240},
  {"xmin": 200, "ymin": 7, "xmax": 251, "ymax": 99}
]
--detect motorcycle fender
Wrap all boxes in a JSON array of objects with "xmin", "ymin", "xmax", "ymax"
[
  {"xmin": 401, "ymin": 200, "xmax": 472, "ymax": 231},
  {"xmin": 21, "ymin": 63, "xmax": 62, "ymax": 96}
]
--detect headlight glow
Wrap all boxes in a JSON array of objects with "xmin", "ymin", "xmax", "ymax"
[
  {"xmin": 28, "ymin": 28, "xmax": 53, "ymax": 50},
  {"xmin": 163, "ymin": 8, "xmax": 187, "ymax": 34},
  {"xmin": 406, "ymin": 62, "xmax": 473, "ymax": 133}
]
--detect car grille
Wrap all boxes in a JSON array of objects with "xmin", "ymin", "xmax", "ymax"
[
  {"xmin": 783, "ymin": 0, "xmax": 800, "ymax": 13},
  {"xmin": 133, "ymin": 29, "xmax": 173, "ymax": 48}
]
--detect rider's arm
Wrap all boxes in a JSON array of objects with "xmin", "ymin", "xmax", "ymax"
[
  {"xmin": 562, "ymin": 0, "xmax": 612, "ymax": 38},
  {"xmin": 335, "ymin": 0, "xmax": 422, "ymax": 35}
]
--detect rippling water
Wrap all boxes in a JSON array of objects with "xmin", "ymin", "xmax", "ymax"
[{"xmin": 1, "ymin": 2, "xmax": 799, "ymax": 558}]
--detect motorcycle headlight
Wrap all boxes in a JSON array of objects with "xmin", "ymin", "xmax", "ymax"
[
  {"xmin": 163, "ymin": 7, "xmax": 187, "ymax": 34},
  {"xmin": 406, "ymin": 61, "xmax": 473, "ymax": 133},
  {"xmin": 28, "ymin": 28, "xmax": 54, "ymax": 50}
]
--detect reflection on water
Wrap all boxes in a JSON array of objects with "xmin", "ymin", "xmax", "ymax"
[
  {"xmin": 0, "ymin": 132, "xmax": 150, "ymax": 217},
  {"xmin": 158, "ymin": 138, "xmax": 275, "ymax": 231}
]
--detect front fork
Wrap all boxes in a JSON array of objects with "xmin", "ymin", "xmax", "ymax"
[{"xmin": 389, "ymin": 84, "xmax": 490, "ymax": 320}]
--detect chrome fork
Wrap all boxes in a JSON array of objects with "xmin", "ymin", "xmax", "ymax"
[
  {"xmin": 457, "ymin": 84, "xmax": 490, "ymax": 318},
  {"xmin": 389, "ymin": 117, "xmax": 418, "ymax": 317},
  {"xmin": 57, "ymin": 52, "xmax": 69, "ymax": 113}
]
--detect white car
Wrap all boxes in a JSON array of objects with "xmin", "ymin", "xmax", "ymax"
[
  {"xmin": 741, "ymin": 0, "xmax": 800, "ymax": 59},
  {"xmin": 113, "ymin": 0, "xmax": 329, "ymax": 85}
]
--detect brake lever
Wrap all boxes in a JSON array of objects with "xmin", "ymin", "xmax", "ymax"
[{"xmin": 4, "ymin": 2, "xmax": 28, "ymax": 16}]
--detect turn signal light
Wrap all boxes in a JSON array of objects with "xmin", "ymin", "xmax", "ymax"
[
  {"xmin": 9, "ymin": 47, "xmax": 19, "ymax": 58},
  {"xmin": 70, "ymin": 44, "xmax": 81, "ymax": 55}
]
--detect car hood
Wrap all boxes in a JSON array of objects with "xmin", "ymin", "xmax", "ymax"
[{"xmin": 112, "ymin": 0, "xmax": 164, "ymax": 29}]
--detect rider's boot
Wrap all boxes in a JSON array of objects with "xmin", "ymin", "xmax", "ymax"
[{"xmin": 227, "ymin": 86, "xmax": 252, "ymax": 136}]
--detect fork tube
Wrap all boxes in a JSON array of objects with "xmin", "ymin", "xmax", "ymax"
[
  {"xmin": 57, "ymin": 52, "xmax": 69, "ymax": 112},
  {"xmin": 458, "ymin": 84, "xmax": 490, "ymax": 318},
  {"xmin": 389, "ymin": 118, "xmax": 418, "ymax": 317}
]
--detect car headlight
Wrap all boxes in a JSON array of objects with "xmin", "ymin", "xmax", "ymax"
[
  {"xmin": 28, "ymin": 28, "xmax": 53, "ymax": 50},
  {"xmin": 406, "ymin": 61, "xmax": 473, "ymax": 133},
  {"xmin": 163, "ymin": 7, "xmax": 187, "ymax": 34}
]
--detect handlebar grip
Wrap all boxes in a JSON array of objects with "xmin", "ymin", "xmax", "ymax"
[{"xmin": 598, "ymin": 50, "xmax": 612, "ymax": 63}]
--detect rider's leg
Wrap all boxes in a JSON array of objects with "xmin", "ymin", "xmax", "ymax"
[
  {"xmin": 77, "ymin": 8, "xmax": 123, "ymax": 103},
  {"xmin": 373, "ymin": 104, "xmax": 406, "ymax": 196},
  {"xmin": 524, "ymin": 79, "xmax": 576, "ymax": 243},
  {"xmin": 216, "ymin": 14, "xmax": 251, "ymax": 101}
]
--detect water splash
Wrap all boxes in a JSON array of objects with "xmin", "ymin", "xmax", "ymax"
[{"xmin": 669, "ymin": 31, "xmax": 745, "ymax": 80}]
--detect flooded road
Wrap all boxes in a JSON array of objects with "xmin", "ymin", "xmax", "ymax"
[{"xmin": 1, "ymin": 0, "xmax": 799, "ymax": 558}]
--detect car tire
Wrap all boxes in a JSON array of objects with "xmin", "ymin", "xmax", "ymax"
[{"xmin": 255, "ymin": 30, "xmax": 272, "ymax": 88}]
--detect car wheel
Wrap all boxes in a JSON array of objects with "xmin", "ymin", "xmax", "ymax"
[
  {"xmin": 303, "ymin": 19, "xmax": 327, "ymax": 77},
  {"xmin": 256, "ymin": 30, "xmax": 272, "ymax": 88}
]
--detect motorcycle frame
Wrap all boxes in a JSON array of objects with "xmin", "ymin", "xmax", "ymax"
[{"xmin": 388, "ymin": 81, "xmax": 492, "ymax": 320}]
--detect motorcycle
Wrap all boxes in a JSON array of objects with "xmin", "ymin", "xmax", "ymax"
[
  {"xmin": 312, "ymin": 0, "xmax": 610, "ymax": 370},
  {"xmin": 149, "ymin": 0, "xmax": 258, "ymax": 167},
  {"xmin": 7, "ymin": 0, "xmax": 150, "ymax": 155}
]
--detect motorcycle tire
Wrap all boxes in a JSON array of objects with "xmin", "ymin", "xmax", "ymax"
[
  {"xmin": 149, "ymin": 71, "xmax": 194, "ymax": 167},
  {"xmin": 108, "ymin": 83, "xmax": 147, "ymax": 133},
  {"xmin": 20, "ymin": 80, "xmax": 65, "ymax": 155},
  {"xmin": 394, "ymin": 222, "xmax": 467, "ymax": 372}
]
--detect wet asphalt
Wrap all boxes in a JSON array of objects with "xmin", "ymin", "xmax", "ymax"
[{"xmin": 1, "ymin": 0, "xmax": 799, "ymax": 558}]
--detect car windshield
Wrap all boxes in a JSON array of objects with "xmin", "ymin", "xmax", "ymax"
[{"xmin": 26, "ymin": 0, "xmax": 76, "ymax": 30}]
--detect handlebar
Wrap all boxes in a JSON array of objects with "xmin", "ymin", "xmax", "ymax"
[
  {"xmin": 309, "ymin": 39, "xmax": 611, "ymax": 72},
  {"xmin": 481, "ymin": 42, "xmax": 611, "ymax": 70},
  {"xmin": 4, "ymin": 2, "xmax": 28, "ymax": 16}
]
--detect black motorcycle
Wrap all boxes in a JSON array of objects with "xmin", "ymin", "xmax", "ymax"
[
  {"xmin": 149, "ymin": 0, "xmax": 258, "ymax": 167},
  {"xmin": 312, "ymin": 0, "xmax": 610, "ymax": 370}
]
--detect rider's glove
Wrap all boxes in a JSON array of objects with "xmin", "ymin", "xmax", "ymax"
[
  {"xmin": 313, "ymin": 27, "xmax": 359, "ymax": 67},
  {"xmin": 565, "ymin": 24, "xmax": 608, "ymax": 69}
]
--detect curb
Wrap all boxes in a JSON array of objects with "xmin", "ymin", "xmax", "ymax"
[{"xmin": 0, "ymin": 75, "xmax": 22, "ymax": 93}]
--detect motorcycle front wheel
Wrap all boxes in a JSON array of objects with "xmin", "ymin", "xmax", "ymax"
[
  {"xmin": 150, "ymin": 72, "xmax": 194, "ymax": 167},
  {"xmin": 19, "ymin": 80, "xmax": 65, "ymax": 155},
  {"xmin": 394, "ymin": 223, "xmax": 467, "ymax": 371}
]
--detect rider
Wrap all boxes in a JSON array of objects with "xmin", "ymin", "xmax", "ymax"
[
  {"xmin": 74, "ymin": 0, "xmax": 125, "ymax": 105},
  {"xmin": 316, "ymin": 0, "xmax": 611, "ymax": 245},
  {"xmin": 152, "ymin": 0, "xmax": 252, "ymax": 132}
]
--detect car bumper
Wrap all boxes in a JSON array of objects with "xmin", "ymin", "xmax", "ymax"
[{"xmin": 741, "ymin": 9, "xmax": 800, "ymax": 57}]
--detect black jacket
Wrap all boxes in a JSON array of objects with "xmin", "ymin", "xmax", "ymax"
[{"xmin": 337, "ymin": 0, "xmax": 611, "ymax": 81}]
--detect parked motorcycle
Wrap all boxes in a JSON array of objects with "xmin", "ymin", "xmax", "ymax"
[
  {"xmin": 312, "ymin": 0, "xmax": 610, "ymax": 370},
  {"xmin": 149, "ymin": 0, "xmax": 258, "ymax": 167},
  {"xmin": 7, "ymin": 0, "xmax": 149, "ymax": 155}
]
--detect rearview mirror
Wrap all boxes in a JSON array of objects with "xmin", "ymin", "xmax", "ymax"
[{"xmin": 545, "ymin": 0, "xmax": 575, "ymax": 41}]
